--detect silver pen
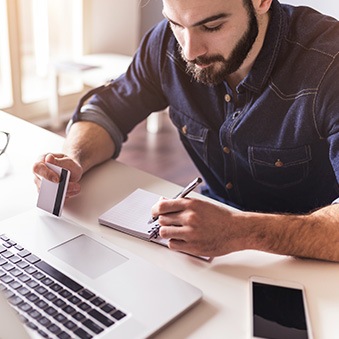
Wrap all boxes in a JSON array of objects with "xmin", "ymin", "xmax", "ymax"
[{"xmin": 147, "ymin": 177, "xmax": 202, "ymax": 224}]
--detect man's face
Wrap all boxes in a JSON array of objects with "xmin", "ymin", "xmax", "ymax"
[{"xmin": 163, "ymin": 0, "xmax": 259, "ymax": 85}]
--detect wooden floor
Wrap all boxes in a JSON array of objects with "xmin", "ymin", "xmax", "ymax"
[{"xmin": 54, "ymin": 112, "xmax": 201, "ymax": 187}]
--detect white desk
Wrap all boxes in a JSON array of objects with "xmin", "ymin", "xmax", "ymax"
[{"xmin": 1, "ymin": 110, "xmax": 339, "ymax": 338}]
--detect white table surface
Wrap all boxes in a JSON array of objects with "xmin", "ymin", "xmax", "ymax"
[{"xmin": 1, "ymin": 110, "xmax": 339, "ymax": 338}]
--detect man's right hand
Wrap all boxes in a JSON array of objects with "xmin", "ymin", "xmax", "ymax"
[{"xmin": 33, "ymin": 153, "xmax": 83, "ymax": 198}]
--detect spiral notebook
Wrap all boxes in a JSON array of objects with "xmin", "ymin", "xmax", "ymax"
[{"xmin": 98, "ymin": 189, "xmax": 210, "ymax": 261}]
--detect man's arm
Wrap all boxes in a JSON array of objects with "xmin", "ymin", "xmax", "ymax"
[
  {"xmin": 154, "ymin": 198, "xmax": 339, "ymax": 262},
  {"xmin": 244, "ymin": 203, "xmax": 339, "ymax": 261},
  {"xmin": 62, "ymin": 121, "xmax": 115, "ymax": 173},
  {"xmin": 33, "ymin": 121, "xmax": 115, "ymax": 197}
]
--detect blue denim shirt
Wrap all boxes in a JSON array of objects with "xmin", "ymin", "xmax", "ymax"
[{"xmin": 73, "ymin": 0, "xmax": 339, "ymax": 213}]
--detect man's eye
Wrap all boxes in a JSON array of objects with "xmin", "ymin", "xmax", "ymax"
[{"xmin": 203, "ymin": 24, "xmax": 223, "ymax": 32}]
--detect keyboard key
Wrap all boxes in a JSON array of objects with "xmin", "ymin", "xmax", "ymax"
[
  {"xmin": 25, "ymin": 254, "xmax": 40, "ymax": 264},
  {"xmin": 35, "ymin": 261, "xmax": 83, "ymax": 292},
  {"xmin": 78, "ymin": 302, "xmax": 91, "ymax": 312},
  {"xmin": 101, "ymin": 303, "xmax": 116, "ymax": 314},
  {"xmin": 6, "ymin": 239, "xmax": 16, "ymax": 247},
  {"xmin": 18, "ymin": 286, "xmax": 30, "ymax": 296},
  {"xmin": 2, "ymin": 250, "xmax": 13, "ymax": 259},
  {"xmin": 63, "ymin": 305, "xmax": 75, "ymax": 315},
  {"xmin": 44, "ymin": 291, "xmax": 57, "ymax": 301},
  {"xmin": 83, "ymin": 319, "xmax": 104, "ymax": 334},
  {"xmin": 25, "ymin": 266, "xmax": 37, "ymax": 275},
  {"xmin": 50, "ymin": 283, "xmax": 63, "ymax": 292},
  {"xmin": 3, "ymin": 263, "xmax": 14, "ymax": 271},
  {"xmin": 0, "ymin": 274, "xmax": 14, "ymax": 284},
  {"xmin": 17, "ymin": 260, "xmax": 29, "ymax": 269},
  {"xmin": 18, "ymin": 249, "xmax": 31, "ymax": 258},
  {"xmin": 26, "ymin": 293, "xmax": 39, "ymax": 303},
  {"xmin": 38, "ymin": 329, "xmax": 49, "ymax": 338},
  {"xmin": 69, "ymin": 295, "xmax": 81, "ymax": 305},
  {"xmin": 10, "ymin": 268, "xmax": 22, "ymax": 277},
  {"xmin": 78, "ymin": 289, "xmax": 95, "ymax": 300},
  {"xmin": 28, "ymin": 309, "xmax": 41, "ymax": 319},
  {"xmin": 59, "ymin": 289, "xmax": 72, "ymax": 299},
  {"xmin": 38, "ymin": 316, "xmax": 51, "ymax": 327},
  {"xmin": 112, "ymin": 310, "xmax": 126, "ymax": 321},
  {"xmin": 45, "ymin": 306, "xmax": 58, "ymax": 316},
  {"xmin": 35, "ymin": 285, "xmax": 48, "ymax": 295},
  {"xmin": 9, "ymin": 280, "xmax": 22, "ymax": 290},
  {"xmin": 0, "ymin": 235, "xmax": 9, "ymax": 241},
  {"xmin": 27, "ymin": 321, "xmax": 38, "ymax": 330},
  {"xmin": 73, "ymin": 327, "xmax": 93, "ymax": 339},
  {"xmin": 64, "ymin": 320, "xmax": 77, "ymax": 330},
  {"xmin": 3, "ymin": 289, "xmax": 14, "ymax": 299},
  {"xmin": 91, "ymin": 296, "xmax": 105, "ymax": 307},
  {"xmin": 8, "ymin": 295, "xmax": 23, "ymax": 306},
  {"xmin": 35, "ymin": 299, "xmax": 48, "ymax": 309},
  {"xmin": 53, "ymin": 298, "xmax": 67, "ymax": 308},
  {"xmin": 88, "ymin": 309, "xmax": 114, "ymax": 327},
  {"xmin": 41, "ymin": 277, "xmax": 54, "ymax": 286},
  {"xmin": 9, "ymin": 255, "xmax": 21, "ymax": 264},
  {"xmin": 18, "ymin": 274, "xmax": 30, "ymax": 283},
  {"xmin": 47, "ymin": 323, "xmax": 61, "ymax": 334},
  {"xmin": 58, "ymin": 331, "xmax": 72, "ymax": 339},
  {"xmin": 33, "ymin": 271, "xmax": 45, "ymax": 280},
  {"xmin": 54, "ymin": 313, "xmax": 67, "ymax": 324},
  {"xmin": 72, "ymin": 311, "xmax": 86, "ymax": 322},
  {"xmin": 18, "ymin": 302, "xmax": 32, "ymax": 312}
]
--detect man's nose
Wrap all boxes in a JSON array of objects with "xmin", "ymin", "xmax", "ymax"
[{"xmin": 181, "ymin": 30, "xmax": 207, "ymax": 62}]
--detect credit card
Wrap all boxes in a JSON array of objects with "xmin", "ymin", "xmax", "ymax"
[{"xmin": 37, "ymin": 163, "xmax": 70, "ymax": 216}]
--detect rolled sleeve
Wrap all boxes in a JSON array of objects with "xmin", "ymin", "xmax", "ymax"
[{"xmin": 67, "ymin": 104, "xmax": 124, "ymax": 159}]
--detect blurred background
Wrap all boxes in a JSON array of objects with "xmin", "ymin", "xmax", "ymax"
[{"xmin": 0, "ymin": 0, "xmax": 337, "ymax": 185}]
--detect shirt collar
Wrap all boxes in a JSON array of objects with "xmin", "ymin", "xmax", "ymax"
[{"xmin": 239, "ymin": 0, "xmax": 287, "ymax": 94}]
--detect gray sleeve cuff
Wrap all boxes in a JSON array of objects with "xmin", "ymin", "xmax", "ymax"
[{"xmin": 66, "ymin": 104, "xmax": 124, "ymax": 159}]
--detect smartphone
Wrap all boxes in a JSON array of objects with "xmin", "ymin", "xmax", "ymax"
[{"xmin": 250, "ymin": 276, "xmax": 313, "ymax": 339}]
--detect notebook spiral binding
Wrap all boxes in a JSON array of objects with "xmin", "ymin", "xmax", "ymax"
[{"xmin": 148, "ymin": 224, "xmax": 160, "ymax": 239}]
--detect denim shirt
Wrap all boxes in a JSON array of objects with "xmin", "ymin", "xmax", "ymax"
[{"xmin": 72, "ymin": 0, "xmax": 339, "ymax": 213}]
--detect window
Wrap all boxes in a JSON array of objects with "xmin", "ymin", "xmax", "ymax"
[
  {"xmin": 1, "ymin": 0, "xmax": 84, "ymax": 122},
  {"xmin": 0, "ymin": 0, "xmax": 12, "ymax": 108}
]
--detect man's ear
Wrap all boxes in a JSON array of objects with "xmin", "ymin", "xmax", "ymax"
[{"xmin": 253, "ymin": 0, "xmax": 273, "ymax": 15}]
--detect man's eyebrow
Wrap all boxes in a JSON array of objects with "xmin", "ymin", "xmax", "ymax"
[{"xmin": 163, "ymin": 13, "xmax": 229, "ymax": 28}]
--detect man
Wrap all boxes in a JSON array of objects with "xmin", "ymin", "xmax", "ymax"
[{"xmin": 34, "ymin": 0, "xmax": 339, "ymax": 261}]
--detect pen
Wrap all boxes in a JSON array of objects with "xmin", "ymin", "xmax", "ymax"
[{"xmin": 147, "ymin": 177, "xmax": 202, "ymax": 224}]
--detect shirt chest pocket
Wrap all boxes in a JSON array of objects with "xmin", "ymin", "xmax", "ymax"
[
  {"xmin": 248, "ymin": 145, "xmax": 312, "ymax": 188},
  {"xmin": 169, "ymin": 107, "xmax": 209, "ymax": 163}
]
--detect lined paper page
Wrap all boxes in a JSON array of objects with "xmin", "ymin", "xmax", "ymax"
[{"xmin": 98, "ymin": 189, "xmax": 161, "ymax": 239}]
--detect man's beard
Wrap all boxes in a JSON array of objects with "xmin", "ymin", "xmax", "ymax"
[{"xmin": 180, "ymin": 4, "xmax": 259, "ymax": 85}]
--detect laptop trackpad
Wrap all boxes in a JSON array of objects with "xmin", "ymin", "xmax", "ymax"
[{"xmin": 49, "ymin": 234, "xmax": 128, "ymax": 279}]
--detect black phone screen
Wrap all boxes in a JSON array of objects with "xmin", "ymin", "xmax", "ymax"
[{"xmin": 252, "ymin": 281, "xmax": 309, "ymax": 339}]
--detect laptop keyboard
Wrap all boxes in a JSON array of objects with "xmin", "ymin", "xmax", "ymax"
[{"xmin": 0, "ymin": 234, "xmax": 127, "ymax": 339}]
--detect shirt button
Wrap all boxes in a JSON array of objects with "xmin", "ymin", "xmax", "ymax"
[
  {"xmin": 181, "ymin": 125, "xmax": 188, "ymax": 134},
  {"xmin": 232, "ymin": 111, "xmax": 240, "ymax": 119},
  {"xmin": 223, "ymin": 146, "xmax": 231, "ymax": 154},
  {"xmin": 224, "ymin": 94, "xmax": 232, "ymax": 103},
  {"xmin": 225, "ymin": 182, "xmax": 233, "ymax": 190},
  {"xmin": 275, "ymin": 159, "xmax": 284, "ymax": 167}
]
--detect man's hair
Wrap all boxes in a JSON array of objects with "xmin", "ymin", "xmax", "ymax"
[{"xmin": 243, "ymin": 0, "xmax": 256, "ymax": 16}]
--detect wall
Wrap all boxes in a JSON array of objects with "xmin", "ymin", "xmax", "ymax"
[
  {"xmin": 87, "ymin": 0, "xmax": 339, "ymax": 56},
  {"xmin": 281, "ymin": 1, "xmax": 339, "ymax": 19},
  {"xmin": 140, "ymin": 0, "xmax": 163, "ymax": 40},
  {"xmin": 86, "ymin": 0, "xmax": 140, "ymax": 56}
]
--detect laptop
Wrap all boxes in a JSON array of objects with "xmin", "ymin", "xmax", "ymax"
[{"xmin": 0, "ymin": 209, "xmax": 202, "ymax": 338}]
